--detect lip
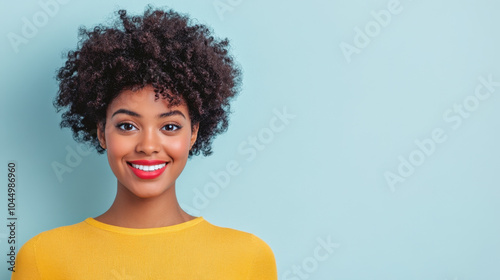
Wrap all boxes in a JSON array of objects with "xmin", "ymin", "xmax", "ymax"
[{"xmin": 127, "ymin": 160, "xmax": 168, "ymax": 180}]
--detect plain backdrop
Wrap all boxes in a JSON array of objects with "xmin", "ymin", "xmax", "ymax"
[{"xmin": 1, "ymin": 0, "xmax": 500, "ymax": 279}]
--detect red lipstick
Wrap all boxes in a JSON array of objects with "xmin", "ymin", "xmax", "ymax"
[{"xmin": 127, "ymin": 160, "xmax": 168, "ymax": 179}]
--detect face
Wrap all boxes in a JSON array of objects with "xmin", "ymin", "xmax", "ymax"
[{"xmin": 97, "ymin": 85, "xmax": 198, "ymax": 199}]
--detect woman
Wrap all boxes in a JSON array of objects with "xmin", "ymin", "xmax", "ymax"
[{"xmin": 12, "ymin": 6, "xmax": 277, "ymax": 279}]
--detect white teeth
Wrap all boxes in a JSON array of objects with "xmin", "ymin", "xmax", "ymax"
[{"xmin": 130, "ymin": 163, "xmax": 166, "ymax": 171}]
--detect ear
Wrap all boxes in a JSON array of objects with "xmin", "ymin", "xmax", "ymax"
[
  {"xmin": 97, "ymin": 122, "xmax": 107, "ymax": 150},
  {"xmin": 190, "ymin": 123, "xmax": 199, "ymax": 150}
]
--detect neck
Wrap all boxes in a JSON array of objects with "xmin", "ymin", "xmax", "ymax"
[{"xmin": 94, "ymin": 181, "xmax": 196, "ymax": 229}]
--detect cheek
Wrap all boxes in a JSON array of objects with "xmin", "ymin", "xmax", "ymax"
[
  {"xmin": 165, "ymin": 136, "xmax": 191, "ymax": 156},
  {"xmin": 105, "ymin": 133, "xmax": 133, "ymax": 162}
]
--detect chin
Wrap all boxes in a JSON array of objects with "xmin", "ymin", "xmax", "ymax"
[{"xmin": 123, "ymin": 182, "xmax": 172, "ymax": 199}]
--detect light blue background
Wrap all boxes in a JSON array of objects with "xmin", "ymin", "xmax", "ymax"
[{"xmin": 1, "ymin": 0, "xmax": 500, "ymax": 279}]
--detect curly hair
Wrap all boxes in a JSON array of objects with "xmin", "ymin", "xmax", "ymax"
[{"xmin": 54, "ymin": 6, "xmax": 241, "ymax": 157}]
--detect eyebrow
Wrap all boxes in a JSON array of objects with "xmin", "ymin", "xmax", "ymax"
[{"xmin": 111, "ymin": 109, "xmax": 186, "ymax": 119}]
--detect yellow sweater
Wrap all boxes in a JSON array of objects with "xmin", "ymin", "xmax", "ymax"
[{"xmin": 11, "ymin": 217, "xmax": 277, "ymax": 279}]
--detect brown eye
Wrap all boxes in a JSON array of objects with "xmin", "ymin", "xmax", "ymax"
[
  {"xmin": 116, "ymin": 123, "xmax": 137, "ymax": 131},
  {"xmin": 162, "ymin": 124, "xmax": 180, "ymax": 131}
]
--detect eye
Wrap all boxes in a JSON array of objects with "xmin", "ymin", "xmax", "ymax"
[
  {"xmin": 162, "ymin": 124, "xmax": 180, "ymax": 131},
  {"xmin": 116, "ymin": 123, "xmax": 137, "ymax": 131}
]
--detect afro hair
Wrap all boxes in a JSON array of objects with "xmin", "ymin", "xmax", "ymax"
[{"xmin": 54, "ymin": 5, "xmax": 241, "ymax": 157}]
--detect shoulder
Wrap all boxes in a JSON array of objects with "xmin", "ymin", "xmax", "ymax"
[
  {"xmin": 12, "ymin": 220, "xmax": 87, "ymax": 279},
  {"xmin": 200, "ymin": 219, "xmax": 277, "ymax": 276},
  {"xmin": 23, "ymin": 220, "xmax": 87, "ymax": 247},
  {"xmin": 17, "ymin": 220, "xmax": 87, "ymax": 257},
  {"xmin": 201, "ymin": 219, "xmax": 272, "ymax": 248}
]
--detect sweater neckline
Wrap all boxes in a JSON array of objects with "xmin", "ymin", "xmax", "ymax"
[{"xmin": 84, "ymin": 216, "xmax": 205, "ymax": 235}]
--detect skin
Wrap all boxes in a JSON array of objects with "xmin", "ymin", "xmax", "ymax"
[{"xmin": 95, "ymin": 85, "xmax": 199, "ymax": 229}]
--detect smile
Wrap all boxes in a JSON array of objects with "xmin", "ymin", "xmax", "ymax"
[
  {"xmin": 127, "ymin": 160, "xmax": 168, "ymax": 179},
  {"xmin": 130, "ymin": 163, "xmax": 166, "ymax": 171}
]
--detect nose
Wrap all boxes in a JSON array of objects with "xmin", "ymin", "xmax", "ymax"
[{"xmin": 136, "ymin": 127, "xmax": 161, "ymax": 155}]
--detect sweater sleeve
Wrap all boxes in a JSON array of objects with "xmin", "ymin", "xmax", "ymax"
[
  {"xmin": 11, "ymin": 236, "xmax": 42, "ymax": 280},
  {"xmin": 247, "ymin": 235, "xmax": 277, "ymax": 280}
]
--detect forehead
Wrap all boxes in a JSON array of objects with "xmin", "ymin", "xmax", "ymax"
[{"xmin": 107, "ymin": 85, "xmax": 187, "ymax": 116}]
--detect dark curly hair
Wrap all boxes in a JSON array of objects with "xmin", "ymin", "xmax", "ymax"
[{"xmin": 54, "ymin": 6, "xmax": 241, "ymax": 157}]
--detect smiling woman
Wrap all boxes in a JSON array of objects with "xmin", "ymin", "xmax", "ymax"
[
  {"xmin": 96, "ymin": 86, "xmax": 198, "ymax": 208},
  {"xmin": 11, "ymin": 6, "xmax": 277, "ymax": 280}
]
